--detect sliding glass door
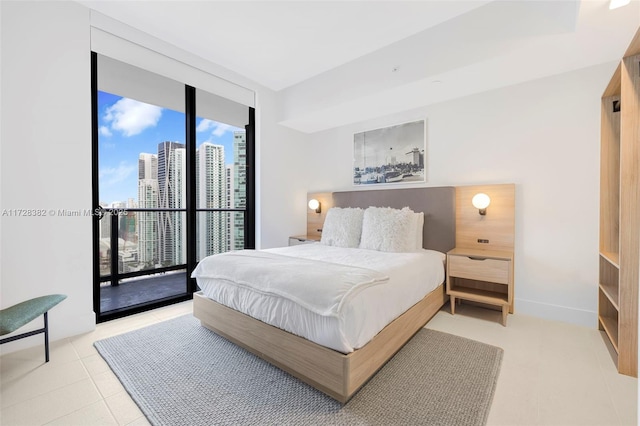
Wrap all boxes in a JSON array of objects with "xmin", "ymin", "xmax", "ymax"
[{"xmin": 91, "ymin": 53, "xmax": 254, "ymax": 321}]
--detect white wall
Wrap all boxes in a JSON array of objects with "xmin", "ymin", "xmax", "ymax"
[
  {"xmin": 0, "ymin": 1, "xmax": 308, "ymax": 354},
  {"xmin": 305, "ymin": 63, "xmax": 613, "ymax": 327},
  {"xmin": 1, "ymin": 1, "xmax": 95, "ymax": 350},
  {"xmin": 254, "ymin": 92, "xmax": 310, "ymax": 249}
]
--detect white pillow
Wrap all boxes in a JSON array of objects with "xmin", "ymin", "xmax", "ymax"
[
  {"xmin": 359, "ymin": 207, "xmax": 416, "ymax": 252},
  {"xmin": 320, "ymin": 207, "xmax": 364, "ymax": 248},
  {"xmin": 412, "ymin": 211, "xmax": 424, "ymax": 250}
]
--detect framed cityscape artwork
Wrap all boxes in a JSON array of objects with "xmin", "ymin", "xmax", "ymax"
[{"xmin": 353, "ymin": 119, "xmax": 426, "ymax": 186}]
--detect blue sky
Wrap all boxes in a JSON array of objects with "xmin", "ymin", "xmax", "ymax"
[{"xmin": 98, "ymin": 91, "xmax": 243, "ymax": 205}]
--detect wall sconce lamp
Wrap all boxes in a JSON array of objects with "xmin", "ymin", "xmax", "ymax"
[
  {"xmin": 308, "ymin": 199, "xmax": 321, "ymax": 214},
  {"xmin": 472, "ymin": 193, "xmax": 491, "ymax": 215}
]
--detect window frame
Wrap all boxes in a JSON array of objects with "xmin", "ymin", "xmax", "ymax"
[{"xmin": 91, "ymin": 52, "xmax": 255, "ymax": 322}]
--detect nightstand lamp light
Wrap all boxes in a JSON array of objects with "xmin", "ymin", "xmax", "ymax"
[
  {"xmin": 308, "ymin": 199, "xmax": 321, "ymax": 213},
  {"xmin": 472, "ymin": 193, "xmax": 490, "ymax": 215},
  {"xmin": 610, "ymin": 0, "xmax": 631, "ymax": 10}
]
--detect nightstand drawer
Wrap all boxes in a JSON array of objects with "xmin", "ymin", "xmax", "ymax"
[
  {"xmin": 288, "ymin": 236, "xmax": 319, "ymax": 246},
  {"xmin": 448, "ymin": 255, "xmax": 510, "ymax": 284}
]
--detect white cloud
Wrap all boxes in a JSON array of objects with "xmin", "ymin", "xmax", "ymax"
[
  {"xmin": 99, "ymin": 125, "xmax": 112, "ymax": 137},
  {"xmin": 196, "ymin": 118, "xmax": 235, "ymax": 138},
  {"xmin": 99, "ymin": 161, "xmax": 136, "ymax": 187},
  {"xmin": 103, "ymin": 98, "xmax": 162, "ymax": 137},
  {"xmin": 196, "ymin": 118, "xmax": 215, "ymax": 133},
  {"xmin": 212, "ymin": 123, "xmax": 233, "ymax": 137}
]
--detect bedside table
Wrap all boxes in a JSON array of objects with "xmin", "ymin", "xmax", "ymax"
[
  {"xmin": 446, "ymin": 248, "xmax": 514, "ymax": 326},
  {"xmin": 288, "ymin": 235, "xmax": 320, "ymax": 246}
]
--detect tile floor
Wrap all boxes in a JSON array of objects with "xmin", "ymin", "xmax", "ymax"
[
  {"xmin": 428, "ymin": 304, "xmax": 637, "ymax": 426},
  {"xmin": 0, "ymin": 301, "xmax": 637, "ymax": 425}
]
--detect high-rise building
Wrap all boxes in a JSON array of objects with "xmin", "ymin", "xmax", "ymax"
[
  {"xmin": 139, "ymin": 152, "xmax": 158, "ymax": 180},
  {"xmin": 98, "ymin": 201, "xmax": 111, "ymax": 276},
  {"xmin": 138, "ymin": 179, "xmax": 158, "ymax": 265},
  {"xmin": 196, "ymin": 142, "xmax": 227, "ymax": 258},
  {"xmin": 157, "ymin": 141, "xmax": 186, "ymax": 266},
  {"xmin": 119, "ymin": 211, "xmax": 137, "ymax": 243},
  {"xmin": 172, "ymin": 147, "xmax": 186, "ymax": 265},
  {"xmin": 226, "ymin": 165, "xmax": 235, "ymax": 250},
  {"xmin": 137, "ymin": 153, "xmax": 159, "ymax": 266},
  {"xmin": 406, "ymin": 147, "xmax": 423, "ymax": 167},
  {"xmin": 133, "ymin": 135, "xmax": 243, "ymax": 266},
  {"xmin": 232, "ymin": 131, "xmax": 246, "ymax": 250},
  {"xmin": 98, "ymin": 201, "xmax": 110, "ymax": 242}
]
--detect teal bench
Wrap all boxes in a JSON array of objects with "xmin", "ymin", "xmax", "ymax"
[{"xmin": 0, "ymin": 294, "xmax": 67, "ymax": 362}]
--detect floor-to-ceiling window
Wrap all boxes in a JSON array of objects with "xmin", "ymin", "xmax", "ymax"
[
  {"xmin": 195, "ymin": 88, "xmax": 250, "ymax": 261},
  {"xmin": 91, "ymin": 53, "xmax": 255, "ymax": 322}
]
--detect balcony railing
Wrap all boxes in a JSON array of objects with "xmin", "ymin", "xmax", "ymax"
[{"xmin": 100, "ymin": 207, "xmax": 245, "ymax": 286}]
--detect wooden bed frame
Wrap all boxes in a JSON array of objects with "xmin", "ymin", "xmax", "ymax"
[
  {"xmin": 193, "ymin": 186, "xmax": 456, "ymax": 403},
  {"xmin": 194, "ymin": 285, "xmax": 446, "ymax": 403}
]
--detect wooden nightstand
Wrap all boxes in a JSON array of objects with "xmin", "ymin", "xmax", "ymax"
[
  {"xmin": 288, "ymin": 235, "xmax": 320, "ymax": 246},
  {"xmin": 446, "ymin": 248, "xmax": 514, "ymax": 326}
]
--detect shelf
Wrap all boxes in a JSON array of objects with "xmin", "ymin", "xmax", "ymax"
[
  {"xmin": 599, "ymin": 251, "xmax": 620, "ymax": 269},
  {"xmin": 599, "ymin": 315, "xmax": 619, "ymax": 354},
  {"xmin": 599, "ymin": 283, "xmax": 619, "ymax": 310},
  {"xmin": 599, "ymin": 254, "xmax": 620, "ymax": 312},
  {"xmin": 598, "ymin": 288, "xmax": 619, "ymax": 354},
  {"xmin": 448, "ymin": 286, "xmax": 508, "ymax": 306}
]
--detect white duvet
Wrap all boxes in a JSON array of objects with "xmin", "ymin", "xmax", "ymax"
[{"xmin": 192, "ymin": 243, "xmax": 445, "ymax": 353}]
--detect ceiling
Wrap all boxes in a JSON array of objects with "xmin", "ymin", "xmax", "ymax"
[{"xmin": 80, "ymin": 0, "xmax": 640, "ymax": 133}]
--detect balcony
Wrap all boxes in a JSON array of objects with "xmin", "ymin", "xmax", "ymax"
[
  {"xmin": 97, "ymin": 208, "xmax": 243, "ymax": 318},
  {"xmin": 100, "ymin": 270, "xmax": 187, "ymax": 313}
]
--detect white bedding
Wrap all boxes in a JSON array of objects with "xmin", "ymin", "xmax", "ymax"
[{"xmin": 192, "ymin": 244, "xmax": 445, "ymax": 353}]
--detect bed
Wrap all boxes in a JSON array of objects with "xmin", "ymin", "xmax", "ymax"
[{"xmin": 193, "ymin": 186, "xmax": 456, "ymax": 403}]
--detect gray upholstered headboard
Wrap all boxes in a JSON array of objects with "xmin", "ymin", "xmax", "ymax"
[{"xmin": 331, "ymin": 187, "xmax": 456, "ymax": 254}]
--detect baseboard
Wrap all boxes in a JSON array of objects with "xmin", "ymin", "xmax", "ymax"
[{"xmin": 515, "ymin": 298, "xmax": 597, "ymax": 328}]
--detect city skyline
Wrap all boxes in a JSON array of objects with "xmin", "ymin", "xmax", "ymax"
[
  {"xmin": 97, "ymin": 90, "xmax": 248, "ymax": 274},
  {"xmin": 98, "ymin": 90, "xmax": 244, "ymax": 206},
  {"xmin": 100, "ymin": 130, "xmax": 248, "ymax": 274}
]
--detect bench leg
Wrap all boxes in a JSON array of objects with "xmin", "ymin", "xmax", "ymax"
[
  {"xmin": 44, "ymin": 312, "xmax": 49, "ymax": 363},
  {"xmin": 0, "ymin": 312, "xmax": 51, "ymax": 362}
]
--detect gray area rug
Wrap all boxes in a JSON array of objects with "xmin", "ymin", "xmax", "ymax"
[{"xmin": 95, "ymin": 315, "xmax": 503, "ymax": 426}]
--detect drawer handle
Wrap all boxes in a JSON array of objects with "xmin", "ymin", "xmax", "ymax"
[{"xmin": 467, "ymin": 256, "xmax": 487, "ymax": 261}]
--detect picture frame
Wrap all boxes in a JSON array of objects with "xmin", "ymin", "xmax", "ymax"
[{"xmin": 353, "ymin": 119, "xmax": 426, "ymax": 186}]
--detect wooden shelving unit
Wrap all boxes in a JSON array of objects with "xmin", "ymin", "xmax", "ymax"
[{"xmin": 598, "ymin": 27, "xmax": 640, "ymax": 377}]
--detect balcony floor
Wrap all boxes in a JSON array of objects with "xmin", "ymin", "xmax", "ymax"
[{"xmin": 100, "ymin": 271, "xmax": 188, "ymax": 313}]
